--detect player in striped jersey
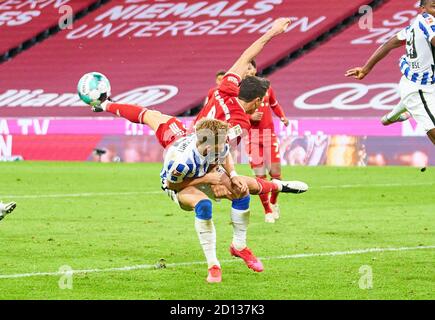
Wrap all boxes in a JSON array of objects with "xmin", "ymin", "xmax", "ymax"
[
  {"xmin": 84, "ymin": 98, "xmax": 308, "ymax": 283},
  {"xmin": 346, "ymin": 0, "xmax": 435, "ymax": 145},
  {"xmin": 0, "ymin": 201, "xmax": 16, "ymax": 222}
]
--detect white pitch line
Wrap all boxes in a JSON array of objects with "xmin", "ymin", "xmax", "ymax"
[
  {"xmin": 0, "ymin": 245, "xmax": 433, "ymax": 280},
  {"xmin": 0, "ymin": 191, "xmax": 162, "ymax": 199},
  {"xmin": 318, "ymin": 182, "xmax": 435, "ymax": 189},
  {"xmin": 1, "ymin": 182, "xmax": 434, "ymax": 199}
]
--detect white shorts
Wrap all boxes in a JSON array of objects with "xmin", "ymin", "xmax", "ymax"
[{"xmin": 399, "ymin": 76, "xmax": 435, "ymax": 132}]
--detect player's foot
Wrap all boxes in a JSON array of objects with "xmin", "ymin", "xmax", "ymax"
[
  {"xmin": 272, "ymin": 179, "xmax": 308, "ymax": 194},
  {"xmin": 230, "ymin": 245, "xmax": 264, "ymax": 272},
  {"xmin": 381, "ymin": 112, "xmax": 411, "ymax": 126},
  {"xmin": 264, "ymin": 213, "xmax": 275, "ymax": 223},
  {"xmin": 91, "ymin": 98, "xmax": 112, "ymax": 112},
  {"xmin": 207, "ymin": 265, "xmax": 222, "ymax": 283},
  {"xmin": 0, "ymin": 202, "xmax": 17, "ymax": 222},
  {"xmin": 271, "ymin": 203, "xmax": 280, "ymax": 220}
]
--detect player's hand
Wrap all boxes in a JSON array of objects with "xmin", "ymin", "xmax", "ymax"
[
  {"xmin": 281, "ymin": 117, "xmax": 290, "ymax": 126},
  {"xmin": 204, "ymin": 172, "xmax": 222, "ymax": 185},
  {"xmin": 268, "ymin": 18, "xmax": 291, "ymax": 37},
  {"xmin": 251, "ymin": 111, "xmax": 263, "ymax": 121},
  {"xmin": 231, "ymin": 176, "xmax": 248, "ymax": 195},
  {"xmin": 211, "ymin": 184, "xmax": 231, "ymax": 199},
  {"xmin": 345, "ymin": 67, "xmax": 369, "ymax": 80}
]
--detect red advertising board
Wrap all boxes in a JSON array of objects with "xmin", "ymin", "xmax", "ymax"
[
  {"xmin": 269, "ymin": 0, "xmax": 421, "ymax": 118},
  {"xmin": 0, "ymin": 0, "xmax": 98, "ymax": 53},
  {"xmin": 0, "ymin": 0, "xmax": 370, "ymax": 117}
]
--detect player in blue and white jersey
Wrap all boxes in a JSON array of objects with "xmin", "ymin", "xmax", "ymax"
[
  {"xmin": 83, "ymin": 94, "xmax": 308, "ymax": 283},
  {"xmin": 346, "ymin": 0, "xmax": 435, "ymax": 145},
  {"xmin": 157, "ymin": 117, "xmax": 307, "ymax": 283}
]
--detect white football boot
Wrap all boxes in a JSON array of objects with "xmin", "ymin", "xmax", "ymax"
[
  {"xmin": 264, "ymin": 213, "xmax": 275, "ymax": 224},
  {"xmin": 0, "ymin": 202, "xmax": 17, "ymax": 222},
  {"xmin": 271, "ymin": 203, "xmax": 280, "ymax": 220},
  {"xmin": 272, "ymin": 179, "xmax": 309, "ymax": 194}
]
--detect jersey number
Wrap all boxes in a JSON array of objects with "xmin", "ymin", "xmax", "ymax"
[
  {"xmin": 206, "ymin": 106, "xmax": 216, "ymax": 119},
  {"xmin": 406, "ymin": 29, "xmax": 418, "ymax": 59}
]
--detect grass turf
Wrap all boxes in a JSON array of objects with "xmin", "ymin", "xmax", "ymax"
[{"xmin": 0, "ymin": 162, "xmax": 434, "ymax": 300}]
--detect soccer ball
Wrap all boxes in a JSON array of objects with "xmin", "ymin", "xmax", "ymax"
[{"xmin": 77, "ymin": 72, "xmax": 111, "ymax": 106}]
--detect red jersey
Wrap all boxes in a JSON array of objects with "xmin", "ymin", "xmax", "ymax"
[
  {"xmin": 204, "ymin": 87, "xmax": 217, "ymax": 107},
  {"xmin": 250, "ymin": 86, "xmax": 285, "ymax": 133},
  {"xmin": 195, "ymin": 73, "xmax": 251, "ymax": 142},
  {"xmin": 204, "ymin": 87, "xmax": 216, "ymax": 106}
]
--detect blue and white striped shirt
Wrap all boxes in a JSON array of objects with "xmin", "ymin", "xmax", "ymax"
[
  {"xmin": 397, "ymin": 13, "xmax": 435, "ymax": 86},
  {"xmin": 160, "ymin": 133, "xmax": 230, "ymax": 185}
]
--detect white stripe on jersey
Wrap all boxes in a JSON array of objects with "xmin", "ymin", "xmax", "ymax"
[
  {"xmin": 169, "ymin": 122, "xmax": 185, "ymax": 136},
  {"xmin": 213, "ymin": 90, "xmax": 231, "ymax": 121},
  {"xmin": 397, "ymin": 13, "xmax": 435, "ymax": 86}
]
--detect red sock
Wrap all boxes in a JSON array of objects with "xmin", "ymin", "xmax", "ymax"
[
  {"xmin": 256, "ymin": 177, "xmax": 279, "ymax": 195},
  {"xmin": 270, "ymin": 175, "xmax": 281, "ymax": 205},
  {"xmin": 106, "ymin": 103, "xmax": 148, "ymax": 124},
  {"xmin": 256, "ymin": 176, "xmax": 272, "ymax": 214},
  {"xmin": 259, "ymin": 193, "xmax": 272, "ymax": 214}
]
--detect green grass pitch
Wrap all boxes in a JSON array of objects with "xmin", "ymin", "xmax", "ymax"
[{"xmin": 0, "ymin": 162, "xmax": 434, "ymax": 300}]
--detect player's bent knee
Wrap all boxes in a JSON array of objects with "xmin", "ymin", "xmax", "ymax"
[{"xmin": 195, "ymin": 199, "xmax": 213, "ymax": 220}]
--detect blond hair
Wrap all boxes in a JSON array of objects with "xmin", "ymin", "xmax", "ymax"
[{"xmin": 195, "ymin": 118, "xmax": 229, "ymax": 145}]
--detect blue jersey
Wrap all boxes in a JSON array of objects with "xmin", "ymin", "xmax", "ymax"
[
  {"xmin": 160, "ymin": 133, "xmax": 230, "ymax": 185},
  {"xmin": 397, "ymin": 13, "xmax": 435, "ymax": 86}
]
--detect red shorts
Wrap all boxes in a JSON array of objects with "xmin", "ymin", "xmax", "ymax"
[
  {"xmin": 155, "ymin": 117, "xmax": 187, "ymax": 148},
  {"xmin": 247, "ymin": 134, "xmax": 281, "ymax": 168}
]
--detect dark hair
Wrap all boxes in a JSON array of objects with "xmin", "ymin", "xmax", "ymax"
[
  {"xmin": 238, "ymin": 76, "xmax": 270, "ymax": 102},
  {"xmin": 250, "ymin": 60, "xmax": 257, "ymax": 69},
  {"xmin": 421, "ymin": 0, "xmax": 427, "ymax": 6},
  {"xmin": 215, "ymin": 70, "xmax": 226, "ymax": 78}
]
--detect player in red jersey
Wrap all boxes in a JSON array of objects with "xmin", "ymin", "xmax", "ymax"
[
  {"xmin": 195, "ymin": 18, "xmax": 292, "ymax": 146},
  {"xmin": 246, "ymin": 62, "xmax": 290, "ymax": 223},
  {"xmin": 204, "ymin": 70, "xmax": 226, "ymax": 107}
]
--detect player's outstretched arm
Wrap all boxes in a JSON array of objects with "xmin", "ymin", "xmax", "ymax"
[
  {"xmin": 345, "ymin": 36, "xmax": 404, "ymax": 80},
  {"xmin": 228, "ymin": 18, "xmax": 291, "ymax": 77}
]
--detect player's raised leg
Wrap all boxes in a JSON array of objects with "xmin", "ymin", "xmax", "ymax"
[
  {"xmin": 177, "ymin": 187, "xmax": 222, "ymax": 283},
  {"xmin": 88, "ymin": 99, "xmax": 187, "ymax": 149},
  {"xmin": 214, "ymin": 167, "xmax": 309, "ymax": 200},
  {"xmin": 381, "ymin": 99, "xmax": 411, "ymax": 126}
]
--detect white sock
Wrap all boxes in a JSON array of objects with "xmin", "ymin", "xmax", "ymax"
[
  {"xmin": 195, "ymin": 218, "xmax": 219, "ymax": 268},
  {"xmin": 101, "ymin": 100, "xmax": 110, "ymax": 111},
  {"xmin": 231, "ymin": 208, "xmax": 250, "ymax": 251}
]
